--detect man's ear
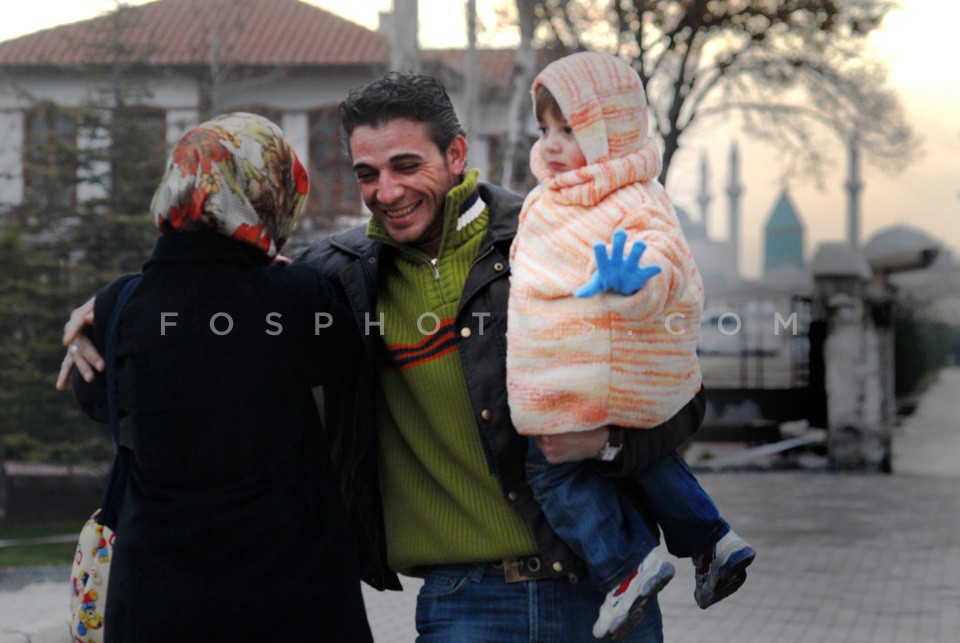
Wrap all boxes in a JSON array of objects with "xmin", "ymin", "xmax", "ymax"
[{"xmin": 446, "ymin": 135, "xmax": 468, "ymax": 175}]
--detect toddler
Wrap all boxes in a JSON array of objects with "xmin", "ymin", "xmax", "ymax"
[{"xmin": 507, "ymin": 52, "xmax": 755, "ymax": 640}]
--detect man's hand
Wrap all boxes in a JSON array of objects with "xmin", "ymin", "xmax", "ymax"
[
  {"xmin": 535, "ymin": 427, "xmax": 610, "ymax": 464},
  {"xmin": 55, "ymin": 296, "xmax": 102, "ymax": 390},
  {"xmin": 575, "ymin": 229, "xmax": 662, "ymax": 298}
]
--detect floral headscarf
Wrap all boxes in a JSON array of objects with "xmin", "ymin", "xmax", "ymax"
[{"xmin": 151, "ymin": 112, "xmax": 308, "ymax": 259}]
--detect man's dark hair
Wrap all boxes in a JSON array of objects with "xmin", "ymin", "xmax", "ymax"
[{"xmin": 339, "ymin": 72, "xmax": 466, "ymax": 155}]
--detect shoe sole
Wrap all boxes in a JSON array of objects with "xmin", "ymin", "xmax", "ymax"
[
  {"xmin": 604, "ymin": 565, "xmax": 675, "ymax": 640},
  {"xmin": 695, "ymin": 547, "xmax": 756, "ymax": 609}
]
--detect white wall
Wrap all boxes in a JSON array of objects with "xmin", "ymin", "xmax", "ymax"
[
  {"xmin": 0, "ymin": 67, "xmax": 522, "ymax": 211},
  {"xmin": 0, "ymin": 110, "xmax": 24, "ymax": 206},
  {"xmin": 282, "ymin": 112, "xmax": 310, "ymax": 170}
]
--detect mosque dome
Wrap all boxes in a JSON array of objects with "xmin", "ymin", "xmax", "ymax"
[
  {"xmin": 763, "ymin": 188, "xmax": 805, "ymax": 275},
  {"xmin": 765, "ymin": 189, "xmax": 804, "ymax": 232},
  {"xmin": 864, "ymin": 226, "xmax": 940, "ymax": 274}
]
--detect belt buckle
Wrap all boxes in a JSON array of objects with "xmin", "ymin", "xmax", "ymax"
[
  {"xmin": 501, "ymin": 555, "xmax": 544, "ymax": 583},
  {"xmin": 502, "ymin": 558, "xmax": 524, "ymax": 583}
]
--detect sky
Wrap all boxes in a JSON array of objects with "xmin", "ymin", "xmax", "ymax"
[{"xmin": 2, "ymin": 1, "xmax": 958, "ymax": 278}]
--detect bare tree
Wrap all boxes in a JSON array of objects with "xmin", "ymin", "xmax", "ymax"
[
  {"xmin": 195, "ymin": 0, "xmax": 289, "ymax": 119},
  {"xmin": 521, "ymin": 0, "xmax": 917, "ymax": 185},
  {"xmin": 500, "ymin": 0, "xmax": 540, "ymax": 192},
  {"xmin": 199, "ymin": 0, "xmax": 252, "ymax": 117}
]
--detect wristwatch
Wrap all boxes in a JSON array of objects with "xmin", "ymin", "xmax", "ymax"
[{"xmin": 598, "ymin": 426, "xmax": 624, "ymax": 462}]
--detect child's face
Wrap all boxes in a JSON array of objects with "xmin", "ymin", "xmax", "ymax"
[{"xmin": 537, "ymin": 108, "xmax": 587, "ymax": 174}]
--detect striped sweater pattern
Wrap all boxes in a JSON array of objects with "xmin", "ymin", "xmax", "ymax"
[{"xmin": 507, "ymin": 52, "xmax": 704, "ymax": 435}]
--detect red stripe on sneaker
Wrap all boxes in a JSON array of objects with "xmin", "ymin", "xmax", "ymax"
[
  {"xmin": 613, "ymin": 569, "xmax": 639, "ymax": 597},
  {"xmin": 698, "ymin": 548, "xmax": 714, "ymax": 574}
]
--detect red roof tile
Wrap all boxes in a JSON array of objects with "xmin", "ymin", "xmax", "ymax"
[{"xmin": 0, "ymin": 0, "xmax": 388, "ymax": 67}]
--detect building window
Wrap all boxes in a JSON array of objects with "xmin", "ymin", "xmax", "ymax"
[
  {"xmin": 23, "ymin": 103, "xmax": 77, "ymax": 209},
  {"xmin": 308, "ymin": 107, "xmax": 359, "ymax": 223}
]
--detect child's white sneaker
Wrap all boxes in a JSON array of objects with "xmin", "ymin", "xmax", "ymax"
[
  {"xmin": 693, "ymin": 529, "xmax": 755, "ymax": 609},
  {"xmin": 592, "ymin": 552, "xmax": 675, "ymax": 640}
]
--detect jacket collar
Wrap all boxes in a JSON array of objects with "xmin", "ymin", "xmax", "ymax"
[
  {"xmin": 143, "ymin": 230, "xmax": 269, "ymax": 268},
  {"xmin": 478, "ymin": 182, "xmax": 523, "ymax": 245},
  {"xmin": 328, "ymin": 223, "xmax": 374, "ymax": 257}
]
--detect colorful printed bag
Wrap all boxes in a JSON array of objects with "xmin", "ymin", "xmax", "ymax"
[
  {"xmin": 70, "ymin": 511, "xmax": 113, "ymax": 641},
  {"xmin": 69, "ymin": 275, "xmax": 139, "ymax": 642}
]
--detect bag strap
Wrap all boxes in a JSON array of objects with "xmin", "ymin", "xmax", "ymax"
[{"xmin": 105, "ymin": 275, "xmax": 141, "ymax": 449}]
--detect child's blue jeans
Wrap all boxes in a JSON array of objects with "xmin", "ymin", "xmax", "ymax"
[{"xmin": 525, "ymin": 437, "xmax": 729, "ymax": 593}]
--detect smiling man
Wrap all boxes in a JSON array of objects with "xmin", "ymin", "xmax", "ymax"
[
  {"xmin": 297, "ymin": 72, "xmax": 706, "ymax": 642},
  {"xmin": 57, "ymin": 72, "xmax": 704, "ymax": 641},
  {"xmin": 349, "ymin": 117, "xmax": 464, "ymax": 255}
]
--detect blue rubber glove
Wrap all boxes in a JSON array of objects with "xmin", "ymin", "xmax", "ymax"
[{"xmin": 575, "ymin": 229, "xmax": 662, "ymax": 298}]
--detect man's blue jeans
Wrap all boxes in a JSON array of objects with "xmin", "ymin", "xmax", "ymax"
[
  {"xmin": 526, "ymin": 439, "xmax": 728, "ymax": 592},
  {"xmin": 415, "ymin": 563, "xmax": 663, "ymax": 642}
]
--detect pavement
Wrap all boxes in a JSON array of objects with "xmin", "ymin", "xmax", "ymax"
[{"xmin": 3, "ymin": 367, "xmax": 959, "ymax": 642}]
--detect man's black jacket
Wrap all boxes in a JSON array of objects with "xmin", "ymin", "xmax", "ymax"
[{"xmin": 298, "ymin": 182, "xmax": 705, "ymax": 590}]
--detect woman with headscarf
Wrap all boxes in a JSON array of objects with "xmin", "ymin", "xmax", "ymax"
[{"xmin": 71, "ymin": 112, "xmax": 373, "ymax": 641}]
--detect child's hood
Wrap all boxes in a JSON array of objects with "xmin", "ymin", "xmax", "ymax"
[{"xmin": 532, "ymin": 52, "xmax": 658, "ymax": 166}]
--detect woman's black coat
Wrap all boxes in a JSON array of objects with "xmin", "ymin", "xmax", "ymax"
[{"xmin": 74, "ymin": 231, "xmax": 372, "ymax": 641}]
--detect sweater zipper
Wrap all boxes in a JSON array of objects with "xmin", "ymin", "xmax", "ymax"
[{"xmin": 429, "ymin": 257, "xmax": 440, "ymax": 280}]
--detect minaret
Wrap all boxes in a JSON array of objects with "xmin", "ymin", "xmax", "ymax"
[
  {"xmin": 845, "ymin": 131, "xmax": 863, "ymax": 247},
  {"xmin": 697, "ymin": 151, "xmax": 711, "ymax": 239},
  {"xmin": 726, "ymin": 141, "xmax": 743, "ymax": 280}
]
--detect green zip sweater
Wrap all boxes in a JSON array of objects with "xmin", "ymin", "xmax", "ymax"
[{"xmin": 367, "ymin": 170, "xmax": 537, "ymax": 573}]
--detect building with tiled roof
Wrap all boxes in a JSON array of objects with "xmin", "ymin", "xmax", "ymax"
[
  {"xmin": 0, "ymin": 0, "xmax": 389, "ymax": 67},
  {"xmin": 0, "ymin": 0, "xmax": 548, "ymax": 232}
]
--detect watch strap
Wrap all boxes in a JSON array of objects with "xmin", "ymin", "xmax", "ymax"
[{"xmin": 598, "ymin": 426, "xmax": 624, "ymax": 461}]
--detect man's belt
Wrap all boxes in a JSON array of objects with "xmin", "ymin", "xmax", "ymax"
[{"xmin": 487, "ymin": 554, "xmax": 552, "ymax": 583}]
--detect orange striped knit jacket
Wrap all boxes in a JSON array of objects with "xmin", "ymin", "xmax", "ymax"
[{"xmin": 507, "ymin": 52, "xmax": 703, "ymax": 436}]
